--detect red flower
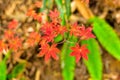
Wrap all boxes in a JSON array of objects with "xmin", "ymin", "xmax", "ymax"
[
  {"xmin": 42, "ymin": 33, "xmax": 56, "ymax": 42},
  {"xmin": 9, "ymin": 37, "xmax": 22, "ymax": 51},
  {"xmin": 0, "ymin": 40, "xmax": 7, "ymax": 52},
  {"xmin": 49, "ymin": 9, "xmax": 59, "ymax": 19},
  {"xmin": 26, "ymin": 9, "xmax": 36, "ymax": 17},
  {"xmin": 39, "ymin": 43, "xmax": 60, "ymax": 62},
  {"xmin": 41, "ymin": 23, "xmax": 57, "ymax": 42},
  {"xmin": 27, "ymin": 32, "xmax": 41, "ymax": 46},
  {"xmin": 70, "ymin": 43, "xmax": 89, "ymax": 63},
  {"xmin": 8, "ymin": 20, "xmax": 18, "ymax": 29},
  {"xmin": 33, "ymin": 13, "xmax": 42, "ymax": 22},
  {"xmin": 55, "ymin": 26, "xmax": 67, "ymax": 35},
  {"xmin": 79, "ymin": 25, "xmax": 95, "ymax": 40},
  {"xmin": 4, "ymin": 30, "xmax": 15, "ymax": 39},
  {"xmin": 27, "ymin": 9, "xmax": 42, "ymax": 22},
  {"xmin": 70, "ymin": 23, "xmax": 81, "ymax": 37}
]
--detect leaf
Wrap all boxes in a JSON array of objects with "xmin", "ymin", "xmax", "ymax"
[
  {"xmin": 54, "ymin": 34, "xmax": 63, "ymax": 43},
  {"xmin": 40, "ymin": 0, "xmax": 53, "ymax": 12},
  {"xmin": 0, "ymin": 61, "xmax": 7, "ymax": 80},
  {"xmin": 82, "ymin": 39, "xmax": 102, "ymax": 80},
  {"xmin": 65, "ymin": 0, "xmax": 71, "ymax": 18},
  {"xmin": 55, "ymin": 0, "xmax": 66, "ymax": 25},
  {"xmin": 89, "ymin": 17, "xmax": 120, "ymax": 60},
  {"xmin": 61, "ymin": 36, "xmax": 77, "ymax": 80},
  {"xmin": 8, "ymin": 63, "xmax": 25, "ymax": 79}
]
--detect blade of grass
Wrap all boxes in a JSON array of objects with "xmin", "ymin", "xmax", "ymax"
[
  {"xmin": 89, "ymin": 17, "xmax": 120, "ymax": 60},
  {"xmin": 82, "ymin": 39, "xmax": 102, "ymax": 80}
]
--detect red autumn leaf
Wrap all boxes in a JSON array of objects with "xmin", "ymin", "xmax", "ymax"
[
  {"xmin": 49, "ymin": 9, "xmax": 59, "ymax": 19},
  {"xmin": 33, "ymin": 13, "xmax": 42, "ymax": 22},
  {"xmin": 79, "ymin": 25, "xmax": 95, "ymax": 40},
  {"xmin": 42, "ymin": 33, "xmax": 56, "ymax": 42},
  {"xmin": 9, "ymin": 37, "xmax": 22, "ymax": 51},
  {"xmin": 27, "ymin": 32, "xmax": 41, "ymax": 46},
  {"xmin": 41, "ymin": 23, "xmax": 57, "ymax": 42},
  {"xmin": 0, "ymin": 40, "xmax": 7, "ymax": 52},
  {"xmin": 55, "ymin": 26, "xmax": 67, "ymax": 35},
  {"xmin": 70, "ymin": 43, "xmax": 89, "ymax": 63},
  {"xmin": 4, "ymin": 30, "xmax": 15, "ymax": 39},
  {"xmin": 70, "ymin": 23, "xmax": 81, "ymax": 37},
  {"xmin": 39, "ymin": 43, "xmax": 60, "ymax": 62},
  {"xmin": 26, "ymin": 9, "xmax": 36, "ymax": 17},
  {"xmin": 41, "ymin": 22, "xmax": 53, "ymax": 35},
  {"xmin": 8, "ymin": 20, "xmax": 18, "ymax": 29}
]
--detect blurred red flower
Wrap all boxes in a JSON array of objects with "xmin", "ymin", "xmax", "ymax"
[
  {"xmin": 8, "ymin": 20, "xmax": 18, "ymax": 29},
  {"xmin": 0, "ymin": 40, "xmax": 7, "ymax": 52},
  {"xmin": 70, "ymin": 43, "xmax": 89, "ymax": 63},
  {"xmin": 70, "ymin": 23, "xmax": 81, "ymax": 37},
  {"xmin": 9, "ymin": 37, "xmax": 22, "ymax": 51},
  {"xmin": 39, "ymin": 43, "xmax": 60, "ymax": 62},
  {"xmin": 27, "ymin": 32, "xmax": 41, "ymax": 46},
  {"xmin": 79, "ymin": 25, "xmax": 95, "ymax": 40},
  {"xmin": 4, "ymin": 30, "xmax": 15, "ymax": 39}
]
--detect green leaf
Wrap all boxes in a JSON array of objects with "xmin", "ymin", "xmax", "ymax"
[
  {"xmin": 40, "ymin": 0, "xmax": 53, "ymax": 12},
  {"xmin": 65, "ymin": 0, "xmax": 71, "ymax": 18},
  {"xmin": 8, "ymin": 63, "xmax": 25, "ymax": 79},
  {"xmin": 54, "ymin": 34, "xmax": 63, "ymax": 43},
  {"xmin": 82, "ymin": 39, "xmax": 102, "ymax": 80},
  {"xmin": 61, "ymin": 36, "xmax": 77, "ymax": 80},
  {"xmin": 55, "ymin": 0, "xmax": 66, "ymax": 25},
  {"xmin": 0, "ymin": 61, "xmax": 7, "ymax": 80},
  {"xmin": 89, "ymin": 17, "xmax": 120, "ymax": 60}
]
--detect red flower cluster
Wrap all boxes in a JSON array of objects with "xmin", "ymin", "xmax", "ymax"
[
  {"xmin": 25, "ymin": 2, "xmax": 95, "ymax": 62},
  {"xmin": 70, "ymin": 44, "xmax": 89, "ymax": 63},
  {"xmin": 26, "ymin": 2, "xmax": 95, "ymax": 62},
  {"xmin": 70, "ymin": 23, "xmax": 95, "ymax": 40},
  {"xmin": 27, "ymin": 9, "xmax": 42, "ymax": 23},
  {"xmin": 26, "ymin": 8, "xmax": 66, "ymax": 62},
  {"xmin": 0, "ymin": 20, "xmax": 22, "ymax": 53},
  {"xmin": 0, "ymin": 1, "xmax": 94, "ymax": 63}
]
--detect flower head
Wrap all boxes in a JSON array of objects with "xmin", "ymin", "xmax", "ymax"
[
  {"xmin": 70, "ymin": 23, "xmax": 81, "ymax": 37},
  {"xmin": 9, "ymin": 37, "xmax": 22, "ymax": 51},
  {"xmin": 8, "ymin": 20, "xmax": 18, "ymax": 30},
  {"xmin": 27, "ymin": 32, "xmax": 41, "ymax": 46},
  {"xmin": 70, "ymin": 43, "xmax": 89, "ymax": 63},
  {"xmin": 79, "ymin": 25, "xmax": 95, "ymax": 40},
  {"xmin": 0, "ymin": 40, "xmax": 7, "ymax": 52},
  {"xmin": 39, "ymin": 43, "xmax": 60, "ymax": 62}
]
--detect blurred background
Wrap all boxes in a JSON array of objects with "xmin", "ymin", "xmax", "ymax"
[{"xmin": 0, "ymin": 0, "xmax": 120, "ymax": 80}]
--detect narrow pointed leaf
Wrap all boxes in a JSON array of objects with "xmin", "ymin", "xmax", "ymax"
[
  {"xmin": 55, "ymin": 0, "xmax": 66, "ymax": 25},
  {"xmin": 89, "ymin": 17, "xmax": 120, "ymax": 60},
  {"xmin": 82, "ymin": 39, "xmax": 102, "ymax": 80},
  {"xmin": 61, "ymin": 36, "xmax": 77, "ymax": 80},
  {"xmin": 0, "ymin": 61, "xmax": 7, "ymax": 80},
  {"xmin": 8, "ymin": 63, "xmax": 25, "ymax": 79},
  {"xmin": 65, "ymin": 0, "xmax": 71, "ymax": 18}
]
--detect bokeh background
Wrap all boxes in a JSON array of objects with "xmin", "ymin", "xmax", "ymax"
[{"xmin": 0, "ymin": 0, "xmax": 120, "ymax": 80}]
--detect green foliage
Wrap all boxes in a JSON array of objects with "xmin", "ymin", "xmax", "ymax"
[
  {"xmin": 61, "ymin": 36, "xmax": 77, "ymax": 80},
  {"xmin": 0, "ymin": 61, "xmax": 7, "ymax": 80},
  {"xmin": 40, "ymin": 0, "xmax": 53, "ymax": 11},
  {"xmin": 8, "ymin": 63, "xmax": 25, "ymax": 79},
  {"xmin": 89, "ymin": 17, "xmax": 120, "ymax": 60},
  {"xmin": 82, "ymin": 39, "xmax": 102, "ymax": 80},
  {"xmin": 65, "ymin": 0, "xmax": 71, "ymax": 18},
  {"xmin": 54, "ymin": 34, "xmax": 63, "ymax": 43},
  {"xmin": 55, "ymin": 0, "xmax": 66, "ymax": 25}
]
